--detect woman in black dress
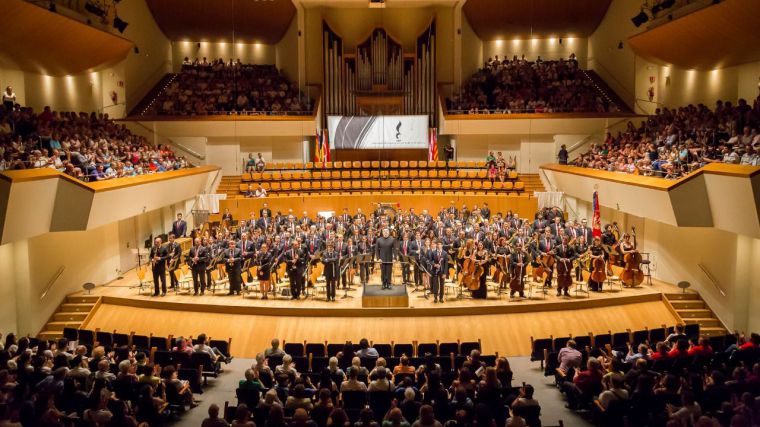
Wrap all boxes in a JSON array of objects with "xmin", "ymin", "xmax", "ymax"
[
  {"xmin": 472, "ymin": 241, "xmax": 489, "ymax": 299},
  {"xmin": 257, "ymin": 243, "xmax": 274, "ymax": 299}
]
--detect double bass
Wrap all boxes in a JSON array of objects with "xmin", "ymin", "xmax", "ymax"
[
  {"xmin": 461, "ymin": 252, "xmax": 480, "ymax": 291},
  {"xmin": 555, "ymin": 257, "xmax": 573, "ymax": 291},
  {"xmin": 590, "ymin": 257, "xmax": 607, "ymax": 284},
  {"xmin": 620, "ymin": 227, "xmax": 644, "ymax": 287}
]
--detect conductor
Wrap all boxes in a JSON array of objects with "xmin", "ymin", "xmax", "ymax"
[{"xmin": 375, "ymin": 228, "xmax": 397, "ymax": 289}]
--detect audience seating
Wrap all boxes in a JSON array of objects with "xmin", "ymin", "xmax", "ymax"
[{"xmin": 235, "ymin": 161, "xmax": 529, "ymax": 197}]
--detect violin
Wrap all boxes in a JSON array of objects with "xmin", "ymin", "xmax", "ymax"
[{"xmin": 620, "ymin": 227, "xmax": 644, "ymax": 287}]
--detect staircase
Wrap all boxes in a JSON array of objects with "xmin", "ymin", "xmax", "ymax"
[
  {"xmin": 584, "ymin": 70, "xmax": 635, "ymax": 114},
  {"xmin": 37, "ymin": 295, "xmax": 101, "ymax": 341},
  {"xmin": 127, "ymin": 73, "xmax": 177, "ymax": 117},
  {"xmin": 521, "ymin": 173, "xmax": 545, "ymax": 193},
  {"xmin": 665, "ymin": 292, "xmax": 727, "ymax": 337},
  {"xmin": 220, "ymin": 176, "xmax": 244, "ymax": 198}
]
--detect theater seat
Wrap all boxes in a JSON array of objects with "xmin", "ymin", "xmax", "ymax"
[
  {"xmin": 381, "ymin": 161, "xmax": 390, "ymax": 168},
  {"xmin": 419, "ymin": 161, "xmax": 428, "ymax": 168},
  {"xmin": 514, "ymin": 181, "xmax": 525, "ymax": 191},
  {"xmin": 362, "ymin": 161, "xmax": 371, "ymax": 168},
  {"xmin": 333, "ymin": 161, "xmax": 343, "ymax": 168},
  {"xmin": 400, "ymin": 170, "xmax": 409, "ymax": 178},
  {"xmin": 351, "ymin": 171, "xmax": 360, "ymax": 179},
  {"xmin": 399, "ymin": 161, "xmax": 409, "ymax": 168},
  {"xmin": 390, "ymin": 161, "xmax": 399, "ymax": 168},
  {"xmin": 409, "ymin": 161, "xmax": 418, "ymax": 168},
  {"xmin": 371, "ymin": 161, "xmax": 380, "ymax": 168},
  {"xmin": 428, "ymin": 170, "xmax": 438, "ymax": 179}
]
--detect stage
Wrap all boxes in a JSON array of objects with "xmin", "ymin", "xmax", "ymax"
[{"xmin": 73, "ymin": 266, "xmax": 685, "ymax": 358}]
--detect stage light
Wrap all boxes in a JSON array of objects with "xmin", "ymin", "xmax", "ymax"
[
  {"xmin": 660, "ymin": 0, "xmax": 675, "ymax": 9},
  {"xmin": 631, "ymin": 10, "xmax": 649, "ymax": 27},
  {"xmin": 48, "ymin": 1, "xmax": 57, "ymax": 12},
  {"xmin": 113, "ymin": 15, "xmax": 128, "ymax": 33},
  {"xmin": 558, "ymin": 38, "xmax": 563, "ymax": 45}
]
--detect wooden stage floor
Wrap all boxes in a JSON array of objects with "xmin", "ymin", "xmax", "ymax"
[{"xmin": 79, "ymin": 268, "xmax": 682, "ymax": 358}]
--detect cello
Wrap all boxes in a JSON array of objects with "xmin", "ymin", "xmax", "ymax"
[
  {"xmin": 590, "ymin": 257, "xmax": 607, "ymax": 284},
  {"xmin": 509, "ymin": 250, "xmax": 526, "ymax": 296},
  {"xmin": 620, "ymin": 227, "xmax": 644, "ymax": 287}
]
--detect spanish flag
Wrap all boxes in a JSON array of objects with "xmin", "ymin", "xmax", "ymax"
[
  {"xmin": 314, "ymin": 129, "xmax": 323, "ymax": 162},
  {"xmin": 428, "ymin": 127, "xmax": 438, "ymax": 161}
]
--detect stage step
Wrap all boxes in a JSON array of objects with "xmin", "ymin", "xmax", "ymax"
[
  {"xmin": 37, "ymin": 294, "xmax": 101, "ymax": 341},
  {"xmin": 53, "ymin": 312, "xmax": 89, "ymax": 322},
  {"xmin": 677, "ymin": 308, "xmax": 713, "ymax": 318},
  {"xmin": 67, "ymin": 295, "xmax": 99, "ymax": 304},
  {"xmin": 664, "ymin": 291, "xmax": 727, "ymax": 339},
  {"xmin": 60, "ymin": 303, "xmax": 96, "ymax": 312},
  {"xmin": 664, "ymin": 292, "xmax": 700, "ymax": 300},
  {"xmin": 683, "ymin": 318, "xmax": 723, "ymax": 328},
  {"xmin": 670, "ymin": 300, "xmax": 705, "ymax": 309},
  {"xmin": 45, "ymin": 321, "xmax": 81, "ymax": 331}
]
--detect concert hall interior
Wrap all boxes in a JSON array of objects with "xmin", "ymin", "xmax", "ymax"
[{"xmin": 1, "ymin": 0, "xmax": 760, "ymax": 426}]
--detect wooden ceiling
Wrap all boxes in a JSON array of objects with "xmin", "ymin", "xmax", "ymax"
[
  {"xmin": 146, "ymin": 0, "xmax": 296, "ymax": 45},
  {"xmin": 628, "ymin": 0, "xmax": 760, "ymax": 70},
  {"xmin": 463, "ymin": 0, "xmax": 612, "ymax": 40},
  {"xmin": 0, "ymin": 0, "xmax": 132, "ymax": 76}
]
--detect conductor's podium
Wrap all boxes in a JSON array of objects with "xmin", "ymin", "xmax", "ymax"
[{"xmin": 362, "ymin": 284, "xmax": 409, "ymax": 308}]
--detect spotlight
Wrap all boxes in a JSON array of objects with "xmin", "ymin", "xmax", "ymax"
[
  {"xmin": 618, "ymin": 41, "xmax": 624, "ymax": 49},
  {"xmin": 48, "ymin": 1, "xmax": 57, "ymax": 12},
  {"xmin": 113, "ymin": 15, "xmax": 128, "ymax": 33},
  {"xmin": 134, "ymin": 46, "xmax": 139, "ymax": 54},
  {"xmin": 660, "ymin": 0, "xmax": 675, "ymax": 8},
  {"xmin": 558, "ymin": 37, "xmax": 563, "ymax": 45},
  {"xmin": 631, "ymin": 10, "xmax": 649, "ymax": 27}
]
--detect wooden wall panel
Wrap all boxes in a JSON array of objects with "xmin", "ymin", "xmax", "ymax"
[
  {"xmin": 0, "ymin": 0, "xmax": 132, "ymax": 76},
  {"xmin": 463, "ymin": 0, "xmax": 611, "ymax": 40}
]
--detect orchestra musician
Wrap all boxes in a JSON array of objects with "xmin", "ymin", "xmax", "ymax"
[
  {"xmin": 574, "ymin": 236, "xmax": 590, "ymax": 282},
  {"xmin": 410, "ymin": 231, "xmax": 425, "ymax": 288},
  {"xmin": 166, "ymin": 233, "xmax": 182, "ymax": 290},
  {"xmin": 399, "ymin": 232, "xmax": 412, "ymax": 284},
  {"xmin": 224, "ymin": 240, "xmax": 243, "ymax": 296},
  {"xmin": 285, "ymin": 237, "xmax": 307, "ymax": 299},
  {"xmin": 588, "ymin": 237, "xmax": 606, "ymax": 292},
  {"xmin": 554, "ymin": 237, "xmax": 576, "ymax": 297},
  {"xmin": 509, "ymin": 243, "xmax": 528, "ymax": 298},
  {"xmin": 187, "ymin": 237, "xmax": 209, "ymax": 295},
  {"xmin": 538, "ymin": 228, "xmax": 557, "ymax": 288},
  {"xmin": 428, "ymin": 241, "xmax": 448, "ymax": 303},
  {"xmin": 322, "ymin": 241, "xmax": 339, "ymax": 302},
  {"xmin": 472, "ymin": 241, "xmax": 489, "ymax": 299},
  {"xmin": 357, "ymin": 235, "xmax": 372, "ymax": 286},
  {"xmin": 150, "ymin": 237, "xmax": 169, "ymax": 296},
  {"xmin": 256, "ymin": 243, "xmax": 274, "ymax": 299}
]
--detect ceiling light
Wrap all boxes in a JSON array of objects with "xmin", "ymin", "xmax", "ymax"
[
  {"xmin": 631, "ymin": 9, "xmax": 649, "ymax": 27},
  {"xmin": 113, "ymin": 15, "xmax": 128, "ymax": 33}
]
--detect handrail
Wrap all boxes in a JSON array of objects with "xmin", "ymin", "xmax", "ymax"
[
  {"xmin": 697, "ymin": 263, "xmax": 727, "ymax": 297},
  {"xmin": 131, "ymin": 122, "xmax": 205, "ymax": 161},
  {"xmin": 39, "ymin": 266, "xmax": 65, "ymax": 301}
]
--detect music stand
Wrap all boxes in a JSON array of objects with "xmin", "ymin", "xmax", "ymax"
[
  {"xmin": 305, "ymin": 250, "xmax": 323, "ymax": 299},
  {"xmin": 356, "ymin": 254, "xmax": 373, "ymax": 287},
  {"xmin": 409, "ymin": 257, "xmax": 431, "ymax": 299},
  {"xmin": 339, "ymin": 255, "xmax": 358, "ymax": 299},
  {"xmin": 398, "ymin": 254, "xmax": 415, "ymax": 290}
]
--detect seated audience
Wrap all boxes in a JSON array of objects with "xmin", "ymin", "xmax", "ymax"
[
  {"xmin": 571, "ymin": 96, "xmax": 760, "ymax": 178},
  {"xmin": 447, "ymin": 54, "xmax": 619, "ymax": 114},
  {"xmin": 149, "ymin": 58, "xmax": 311, "ymax": 116},
  {"xmin": 0, "ymin": 104, "xmax": 189, "ymax": 180}
]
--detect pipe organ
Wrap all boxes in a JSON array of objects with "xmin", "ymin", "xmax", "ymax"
[{"xmin": 323, "ymin": 20, "xmax": 436, "ymax": 119}]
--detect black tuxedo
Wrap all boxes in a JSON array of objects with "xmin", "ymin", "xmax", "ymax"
[
  {"xmin": 171, "ymin": 219, "xmax": 187, "ymax": 237},
  {"xmin": 285, "ymin": 247, "xmax": 306, "ymax": 298},
  {"xmin": 149, "ymin": 244, "xmax": 169, "ymax": 295},
  {"xmin": 409, "ymin": 240, "xmax": 425, "ymax": 286},
  {"xmin": 322, "ymin": 249, "xmax": 340, "ymax": 300},
  {"xmin": 375, "ymin": 236, "xmax": 397, "ymax": 288},
  {"xmin": 259, "ymin": 208, "xmax": 272, "ymax": 219},
  {"xmin": 188, "ymin": 245, "xmax": 209, "ymax": 293},
  {"xmin": 427, "ymin": 249, "xmax": 448, "ymax": 301},
  {"xmin": 166, "ymin": 242, "xmax": 182, "ymax": 289},
  {"xmin": 224, "ymin": 247, "xmax": 243, "ymax": 294}
]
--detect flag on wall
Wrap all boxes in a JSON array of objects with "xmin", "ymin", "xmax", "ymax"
[
  {"xmin": 314, "ymin": 129, "xmax": 323, "ymax": 162},
  {"xmin": 592, "ymin": 190, "xmax": 602, "ymax": 238},
  {"xmin": 428, "ymin": 127, "xmax": 438, "ymax": 161},
  {"xmin": 323, "ymin": 128, "xmax": 331, "ymax": 162},
  {"xmin": 314, "ymin": 129, "xmax": 331, "ymax": 164}
]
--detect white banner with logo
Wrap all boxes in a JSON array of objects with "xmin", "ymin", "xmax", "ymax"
[{"xmin": 327, "ymin": 115, "xmax": 429, "ymax": 149}]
